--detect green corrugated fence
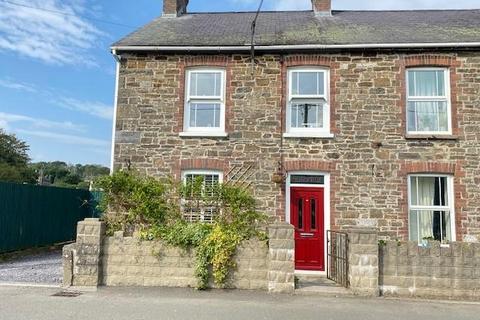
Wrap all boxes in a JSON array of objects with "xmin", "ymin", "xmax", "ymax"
[{"xmin": 0, "ymin": 182, "xmax": 102, "ymax": 253}]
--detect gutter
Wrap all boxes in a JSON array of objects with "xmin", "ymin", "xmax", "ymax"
[
  {"xmin": 111, "ymin": 42, "xmax": 480, "ymax": 52},
  {"xmin": 110, "ymin": 50, "xmax": 121, "ymax": 174}
]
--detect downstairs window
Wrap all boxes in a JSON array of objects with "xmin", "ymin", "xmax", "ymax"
[
  {"xmin": 408, "ymin": 175, "xmax": 455, "ymax": 243},
  {"xmin": 181, "ymin": 170, "xmax": 222, "ymax": 222}
]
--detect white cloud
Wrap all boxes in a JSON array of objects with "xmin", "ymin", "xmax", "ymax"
[
  {"xmin": 0, "ymin": 0, "xmax": 104, "ymax": 66},
  {"xmin": 0, "ymin": 112, "xmax": 85, "ymax": 132},
  {"xmin": 16, "ymin": 129, "xmax": 110, "ymax": 147},
  {"xmin": 55, "ymin": 97, "xmax": 113, "ymax": 120},
  {"xmin": 0, "ymin": 78, "xmax": 37, "ymax": 92}
]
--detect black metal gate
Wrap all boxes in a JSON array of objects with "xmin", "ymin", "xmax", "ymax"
[{"xmin": 327, "ymin": 230, "xmax": 349, "ymax": 288}]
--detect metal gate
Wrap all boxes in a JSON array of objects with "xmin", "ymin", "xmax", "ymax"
[{"xmin": 326, "ymin": 230, "xmax": 349, "ymax": 288}]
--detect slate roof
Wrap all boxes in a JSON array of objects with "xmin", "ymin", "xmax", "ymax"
[{"xmin": 112, "ymin": 10, "xmax": 480, "ymax": 49}]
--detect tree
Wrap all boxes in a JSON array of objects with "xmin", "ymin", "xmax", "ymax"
[
  {"xmin": 0, "ymin": 129, "xmax": 36, "ymax": 183},
  {"xmin": 30, "ymin": 161, "xmax": 109, "ymax": 189}
]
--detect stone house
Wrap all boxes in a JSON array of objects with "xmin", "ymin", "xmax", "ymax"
[{"xmin": 110, "ymin": 0, "xmax": 480, "ymax": 272}]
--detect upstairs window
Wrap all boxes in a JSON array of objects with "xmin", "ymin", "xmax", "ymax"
[
  {"xmin": 182, "ymin": 170, "xmax": 222, "ymax": 222},
  {"xmin": 408, "ymin": 175, "xmax": 454, "ymax": 243},
  {"xmin": 184, "ymin": 69, "xmax": 225, "ymax": 134},
  {"xmin": 286, "ymin": 68, "xmax": 331, "ymax": 137},
  {"xmin": 406, "ymin": 68, "xmax": 451, "ymax": 134}
]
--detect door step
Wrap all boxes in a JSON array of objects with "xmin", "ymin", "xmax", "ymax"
[{"xmin": 294, "ymin": 272, "xmax": 352, "ymax": 297}]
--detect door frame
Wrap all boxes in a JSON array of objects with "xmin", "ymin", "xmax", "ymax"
[{"xmin": 285, "ymin": 171, "xmax": 330, "ymax": 273}]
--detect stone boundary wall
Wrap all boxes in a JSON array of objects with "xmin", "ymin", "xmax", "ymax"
[
  {"xmin": 268, "ymin": 222, "xmax": 295, "ymax": 293},
  {"xmin": 63, "ymin": 219, "xmax": 294, "ymax": 293},
  {"xmin": 100, "ymin": 234, "xmax": 269, "ymax": 290},
  {"xmin": 379, "ymin": 241, "xmax": 480, "ymax": 300},
  {"xmin": 348, "ymin": 228, "xmax": 379, "ymax": 296}
]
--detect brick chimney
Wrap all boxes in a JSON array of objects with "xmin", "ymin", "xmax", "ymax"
[
  {"xmin": 312, "ymin": 0, "xmax": 331, "ymax": 16},
  {"xmin": 163, "ymin": 0, "xmax": 189, "ymax": 17}
]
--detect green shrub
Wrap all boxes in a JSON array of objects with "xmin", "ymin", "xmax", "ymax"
[{"xmin": 95, "ymin": 170, "xmax": 179, "ymax": 235}]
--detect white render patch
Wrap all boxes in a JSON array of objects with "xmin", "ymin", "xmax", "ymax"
[
  {"xmin": 463, "ymin": 235, "xmax": 478, "ymax": 243},
  {"xmin": 357, "ymin": 219, "xmax": 377, "ymax": 227}
]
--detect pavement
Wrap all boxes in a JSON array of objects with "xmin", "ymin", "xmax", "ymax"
[
  {"xmin": 0, "ymin": 285, "xmax": 479, "ymax": 320},
  {"xmin": 0, "ymin": 249, "xmax": 62, "ymax": 285}
]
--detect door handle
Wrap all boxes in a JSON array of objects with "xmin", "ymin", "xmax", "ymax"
[{"xmin": 300, "ymin": 232, "xmax": 314, "ymax": 237}]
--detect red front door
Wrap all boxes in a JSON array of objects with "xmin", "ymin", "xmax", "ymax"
[{"xmin": 290, "ymin": 187, "xmax": 325, "ymax": 271}]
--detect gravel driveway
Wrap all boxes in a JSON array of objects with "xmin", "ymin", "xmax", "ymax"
[{"xmin": 0, "ymin": 250, "xmax": 62, "ymax": 285}]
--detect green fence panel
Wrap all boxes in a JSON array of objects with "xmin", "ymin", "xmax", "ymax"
[{"xmin": 0, "ymin": 182, "xmax": 100, "ymax": 253}]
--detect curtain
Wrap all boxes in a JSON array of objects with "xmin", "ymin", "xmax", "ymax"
[
  {"xmin": 409, "ymin": 70, "xmax": 444, "ymax": 97},
  {"xmin": 411, "ymin": 177, "xmax": 451, "ymax": 242}
]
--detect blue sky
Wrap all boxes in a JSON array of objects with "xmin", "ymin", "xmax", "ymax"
[{"xmin": 1, "ymin": 0, "xmax": 479, "ymax": 167}]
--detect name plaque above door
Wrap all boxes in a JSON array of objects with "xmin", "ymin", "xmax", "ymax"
[{"xmin": 290, "ymin": 175, "xmax": 325, "ymax": 185}]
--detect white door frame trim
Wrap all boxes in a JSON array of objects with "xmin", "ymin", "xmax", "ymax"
[{"xmin": 285, "ymin": 171, "xmax": 331, "ymax": 273}]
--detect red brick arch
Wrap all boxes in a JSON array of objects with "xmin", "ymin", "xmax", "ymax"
[{"xmin": 173, "ymin": 158, "xmax": 227, "ymax": 180}]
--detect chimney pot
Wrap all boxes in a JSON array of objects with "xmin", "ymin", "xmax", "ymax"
[
  {"xmin": 312, "ymin": 0, "xmax": 331, "ymax": 16},
  {"xmin": 163, "ymin": 0, "xmax": 189, "ymax": 17}
]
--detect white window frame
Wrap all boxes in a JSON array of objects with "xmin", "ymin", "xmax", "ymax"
[
  {"xmin": 181, "ymin": 68, "xmax": 227, "ymax": 137},
  {"xmin": 284, "ymin": 68, "xmax": 333, "ymax": 138},
  {"xmin": 181, "ymin": 170, "xmax": 223, "ymax": 222},
  {"xmin": 406, "ymin": 67, "xmax": 452, "ymax": 135},
  {"xmin": 407, "ymin": 174, "xmax": 456, "ymax": 243}
]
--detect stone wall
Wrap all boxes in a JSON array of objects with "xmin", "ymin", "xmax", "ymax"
[
  {"xmin": 268, "ymin": 223, "xmax": 295, "ymax": 293},
  {"xmin": 63, "ymin": 218, "xmax": 105, "ymax": 287},
  {"xmin": 64, "ymin": 219, "xmax": 294, "ymax": 293},
  {"xmin": 379, "ymin": 241, "xmax": 480, "ymax": 300},
  {"xmin": 101, "ymin": 233, "xmax": 269, "ymax": 290},
  {"xmin": 113, "ymin": 51, "xmax": 480, "ymax": 241},
  {"xmin": 348, "ymin": 228, "xmax": 379, "ymax": 296}
]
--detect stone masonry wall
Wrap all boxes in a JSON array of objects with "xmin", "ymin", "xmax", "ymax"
[
  {"xmin": 268, "ymin": 223, "xmax": 295, "ymax": 293},
  {"xmin": 63, "ymin": 218, "xmax": 105, "ymax": 287},
  {"xmin": 113, "ymin": 51, "xmax": 480, "ymax": 241},
  {"xmin": 64, "ymin": 219, "xmax": 294, "ymax": 293},
  {"xmin": 379, "ymin": 241, "xmax": 480, "ymax": 300},
  {"xmin": 101, "ymin": 233, "xmax": 269, "ymax": 290},
  {"xmin": 348, "ymin": 228, "xmax": 379, "ymax": 296}
]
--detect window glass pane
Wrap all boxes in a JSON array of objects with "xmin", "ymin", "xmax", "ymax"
[
  {"xmin": 203, "ymin": 174, "xmax": 219, "ymax": 196},
  {"xmin": 410, "ymin": 176, "xmax": 448, "ymax": 207},
  {"xmin": 409, "ymin": 210, "xmax": 451, "ymax": 242},
  {"xmin": 190, "ymin": 72, "xmax": 221, "ymax": 97},
  {"xmin": 408, "ymin": 71, "xmax": 415, "ymax": 96},
  {"xmin": 298, "ymin": 198, "xmax": 303, "ymax": 229},
  {"xmin": 311, "ymin": 199, "xmax": 316, "ymax": 230},
  {"xmin": 407, "ymin": 101, "xmax": 448, "ymax": 132},
  {"xmin": 290, "ymin": 103, "xmax": 324, "ymax": 128},
  {"xmin": 291, "ymin": 71, "xmax": 324, "ymax": 96},
  {"xmin": 189, "ymin": 103, "xmax": 220, "ymax": 128},
  {"xmin": 408, "ymin": 70, "xmax": 445, "ymax": 97}
]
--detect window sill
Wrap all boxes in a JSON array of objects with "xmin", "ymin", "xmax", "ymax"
[
  {"xmin": 283, "ymin": 132, "xmax": 335, "ymax": 139},
  {"xmin": 405, "ymin": 134, "xmax": 458, "ymax": 141},
  {"xmin": 179, "ymin": 132, "xmax": 228, "ymax": 138}
]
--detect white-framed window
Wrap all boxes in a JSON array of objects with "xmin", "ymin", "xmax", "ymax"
[
  {"xmin": 183, "ymin": 68, "xmax": 226, "ymax": 135},
  {"xmin": 181, "ymin": 170, "xmax": 223, "ymax": 222},
  {"xmin": 408, "ymin": 174, "xmax": 455, "ymax": 243},
  {"xmin": 406, "ymin": 68, "xmax": 452, "ymax": 134},
  {"xmin": 285, "ymin": 68, "xmax": 332, "ymax": 138}
]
